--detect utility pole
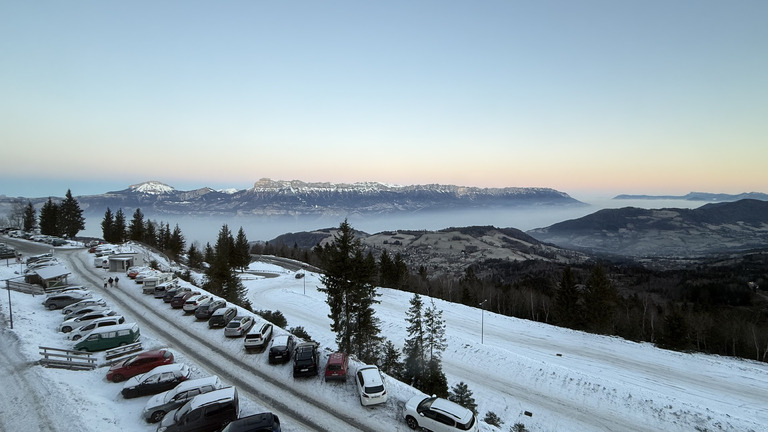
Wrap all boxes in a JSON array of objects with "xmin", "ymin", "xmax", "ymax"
[{"xmin": 479, "ymin": 299, "xmax": 488, "ymax": 344}]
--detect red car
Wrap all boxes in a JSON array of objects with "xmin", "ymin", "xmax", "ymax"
[
  {"xmin": 106, "ymin": 349, "xmax": 174, "ymax": 382},
  {"xmin": 324, "ymin": 352, "xmax": 349, "ymax": 382}
]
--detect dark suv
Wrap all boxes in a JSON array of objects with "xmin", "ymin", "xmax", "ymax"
[
  {"xmin": 194, "ymin": 299, "xmax": 226, "ymax": 320},
  {"xmin": 157, "ymin": 386, "xmax": 239, "ymax": 432},
  {"xmin": 208, "ymin": 307, "xmax": 237, "ymax": 329},
  {"xmin": 221, "ymin": 412, "xmax": 281, "ymax": 432},
  {"xmin": 293, "ymin": 342, "xmax": 319, "ymax": 377}
]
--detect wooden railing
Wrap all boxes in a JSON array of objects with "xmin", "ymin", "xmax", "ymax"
[
  {"xmin": 104, "ymin": 342, "xmax": 143, "ymax": 362},
  {"xmin": 38, "ymin": 346, "xmax": 97, "ymax": 370}
]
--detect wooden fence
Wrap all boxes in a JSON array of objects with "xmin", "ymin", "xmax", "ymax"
[
  {"xmin": 38, "ymin": 346, "xmax": 97, "ymax": 370},
  {"xmin": 6, "ymin": 279, "xmax": 44, "ymax": 295},
  {"xmin": 105, "ymin": 342, "xmax": 143, "ymax": 362}
]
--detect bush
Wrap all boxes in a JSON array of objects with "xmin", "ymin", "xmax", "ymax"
[
  {"xmin": 290, "ymin": 326, "xmax": 313, "ymax": 342},
  {"xmin": 484, "ymin": 411, "xmax": 503, "ymax": 427},
  {"xmin": 256, "ymin": 310, "xmax": 287, "ymax": 328},
  {"xmin": 511, "ymin": 423, "xmax": 528, "ymax": 432}
]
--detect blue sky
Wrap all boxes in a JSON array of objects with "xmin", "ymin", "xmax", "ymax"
[{"xmin": 1, "ymin": 0, "xmax": 766, "ymax": 198}]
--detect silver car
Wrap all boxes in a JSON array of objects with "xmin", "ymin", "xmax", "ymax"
[{"xmin": 141, "ymin": 375, "xmax": 223, "ymax": 423}]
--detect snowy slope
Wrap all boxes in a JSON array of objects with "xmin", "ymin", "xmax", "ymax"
[{"xmin": 1, "ymin": 241, "xmax": 767, "ymax": 432}]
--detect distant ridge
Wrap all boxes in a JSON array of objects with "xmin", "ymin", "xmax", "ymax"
[
  {"xmin": 9, "ymin": 178, "xmax": 584, "ymax": 217},
  {"xmin": 613, "ymin": 191, "xmax": 768, "ymax": 202}
]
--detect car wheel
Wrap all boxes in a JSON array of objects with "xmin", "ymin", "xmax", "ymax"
[
  {"xmin": 48, "ymin": 304, "xmax": 58, "ymax": 310},
  {"xmin": 405, "ymin": 416, "xmax": 419, "ymax": 429},
  {"xmin": 61, "ymin": 326, "xmax": 72, "ymax": 333},
  {"xmin": 150, "ymin": 410, "xmax": 166, "ymax": 423},
  {"xmin": 77, "ymin": 347, "xmax": 89, "ymax": 352},
  {"xmin": 111, "ymin": 374, "xmax": 125, "ymax": 382},
  {"xmin": 71, "ymin": 334, "xmax": 81, "ymax": 341}
]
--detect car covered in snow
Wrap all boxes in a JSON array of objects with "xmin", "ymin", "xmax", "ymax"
[{"xmin": 121, "ymin": 363, "xmax": 190, "ymax": 399}]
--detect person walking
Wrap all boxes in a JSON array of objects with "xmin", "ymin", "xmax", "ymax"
[
  {"xmin": 108, "ymin": 277, "xmax": 114, "ymax": 287},
  {"xmin": 114, "ymin": 276, "xmax": 119, "ymax": 287}
]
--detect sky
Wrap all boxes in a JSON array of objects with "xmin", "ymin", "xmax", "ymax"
[{"xmin": 1, "ymin": 0, "xmax": 767, "ymax": 198}]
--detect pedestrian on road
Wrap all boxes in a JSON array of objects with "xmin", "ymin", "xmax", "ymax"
[
  {"xmin": 103, "ymin": 281, "xmax": 108, "ymax": 289},
  {"xmin": 108, "ymin": 277, "xmax": 113, "ymax": 287},
  {"xmin": 114, "ymin": 276, "xmax": 119, "ymax": 287}
]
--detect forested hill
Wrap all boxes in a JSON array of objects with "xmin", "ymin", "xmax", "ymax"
[{"xmin": 527, "ymin": 199, "xmax": 768, "ymax": 258}]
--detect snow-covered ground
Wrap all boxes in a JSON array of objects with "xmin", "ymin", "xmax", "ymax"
[{"xmin": 1, "ymin": 240, "xmax": 767, "ymax": 432}]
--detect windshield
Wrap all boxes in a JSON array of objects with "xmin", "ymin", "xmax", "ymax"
[{"xmin": 175, "ymin": 401, "xmax": 192, "ymax": 421}]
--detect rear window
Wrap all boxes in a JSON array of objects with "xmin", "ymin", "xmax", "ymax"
[{"xmin": 328, "ymin": 364, "xmax": 342, "ymax": 371}]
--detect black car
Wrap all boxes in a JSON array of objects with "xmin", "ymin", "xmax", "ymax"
[
  {"xmin": 293, "ymin": 342, "xmax": 319, "ymax": 377},
  {"xmin": 268, "ymin": 334, "xmax": 295, "ymax": 364},
  {"xmin": 208, "ymin": 307, "xmax": 237, "ymax": 328},
  {"xmin": 221, "ymin": 412, "xmax": 281, "ymax": 432},
  {"xmin": 163, "ymin": 287, "xmax": 190, "ymax": 303},
  {"xmin": 195, "ymin": 299, "xmax": 226, "ymax": 320}
]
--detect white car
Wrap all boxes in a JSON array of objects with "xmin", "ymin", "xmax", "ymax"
[
  {"xmin": 61, "ymin": 298, "xmax": 108, "ymax": 315},
  {"xmin": 59, "ymin": 309, "xmax": 118, "ymax": 333},
  {"xmin": 244, "ymin": 322, "xmax": 273, "ymax": 351},
  {"xmin": 182, "ymin": 294, "xmax": 212, "ymax": 314},
  {"xmin": 355, "ymin": 365, "xmax": 387, "ymax": 406},
  {"xmin": 403, "ymin": 396, "xmax": 479, "ymax": 432},
  {"xmin": 142, "ymin": 375, "xmax": 223, "ymax": 423},
  {"xmin": 68, "ymin": 315, "xmax": 125, "ymax": 340}
]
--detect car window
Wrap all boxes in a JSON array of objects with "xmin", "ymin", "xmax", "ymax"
[
  {"xmin": 144, "ymin": 375, "xmax": 161, "ymax": 384},
  {"xmin": 187, "ymin": 389, "xmax": 201, "ymax": 398},
  {"xmin": 159, "ymin": 372, "xmax": 176, "ymax": 383},
  {"xmin": 173, "ymin": 391, "xmax": 188, "ymax": 401},
  {"xmin": 357, "ymin": 372, "xmax": 364, "ymax": 386},
  {"xmin": 435, "ymin": 412, "xmax": 455, "ymax": 426}
]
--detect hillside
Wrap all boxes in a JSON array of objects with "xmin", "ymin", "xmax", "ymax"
[{"xmin": 527, "ymin": 199, "xmax": 768, "ymax": 258}]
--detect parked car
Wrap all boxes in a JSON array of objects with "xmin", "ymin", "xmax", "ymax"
[
  {"xmin": 59, "ymin": 309, "xmax": 118, "ymax": 333},
  {"xmin": 142, "ymin": 375, "xmax": 223, "ymax": 423},
  {"xmin": 182, "ymin": 294, "xmax": 213, "ymax": 314},
  {"xmin": 403, "ymin": 395, "xmax": 479, "ymax": 432},
  {"xmin": 156, "ymin": 386, "xmax": 239, "ymax": 432},
  {"xmin": 293, "ymin": 342, "xmax": 319, "ymax": 377},
  {"xmin": 42, "ymin": 291, "xmax": 92, "ymax": 310},
  {"xmin": 164, "ymin": 287, "xmax": 191, "ymax": 303},
  {"xmin": 208, "ymin": 307, "xmax": 237, "ymax": 329},
  {"xmin": 135, "ymin": 269, "xmax": 160, "ymax": 284},
  {"xmin": 194, "ymin": 299, "xmax": 226, "ymax": 320},
  {"xmin": 106, "ymin": 349, "xmax": 174, "ymax": 382},
  {"xmin": 224, "ymin": 315, "xmax": 254, "ymax": 337},
  {"xmin": 268, "ymin": 334, "xmax": 295, "ymax": 364},
  {"xmin": 170, "ymin": 291, "xmax": 200, "ymax": 309},
  {"xmin": 62, "ymin": 304, "xmax": 109, "ymax": 321},
  {"xmin": 221, "ymin": 412, "xmax": 281, "ymax": 432},
  {"xmin": 61, "ymin": 298, "xmax": 107, "ymax": 315},
  {"xmin": 324, "ymin": 352, "xmax": 349, "ymax": 382},
  {"xmin": 122, "ymin": 363, "xmax": 191, "ymax": 399},
  {"xmin": 244, "ymin": 322, "xmax": 273, "ymax": 352},
  {"xmin": 68, "ymin": 315, "xmax": 125, "ymax": 340},
  {"xmin": 153, "ymin": 281, "xmax": 179, "ymax": 299},
  {"xmin": 126, "ymin": 266, "xmax": 148, "ymax": 279},
  {"xmin": 74, "ymin": 322, "xmax": 140, "ymax": 352},
  {"xmin": 355, "ymin": 365, "xmax": 387, "ymax": 406}
]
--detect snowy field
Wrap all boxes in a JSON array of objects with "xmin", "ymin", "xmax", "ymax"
[{"xmin": 1, "ymin": 241, "xmax": 768, "ymax": 432}]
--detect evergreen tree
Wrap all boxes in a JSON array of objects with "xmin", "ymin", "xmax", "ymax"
[
  {"xmin": 128, "ymin": 209, "xmax": 145, "ymax": 241},
  {"xmin": 421, "ymin": 358, "xmax": 449, "ymax": 397},
  {"xmin": 379, "ymin": 250, "xmax": 396, "ymax": 287},
  {"xmin": 144, "ymin": 220, "xmax": 158, "ymax": 247},
  {"xmin": 101, "ymin": 208, "xmax": 115, "ymax": 242},
  {"xmin": 39, "ymin": 198, "xmax": 59, "ymax": 236},
  {"xmin": 187, "ymin": 243, "xmax": 203, "ymax": 269},
  {"xmin": 22, "ymin": 201, "xmax": 36, "ymax": 232},
  {"xmin": 58, "ymin": 189, "xmax": 85, "ymax": 238},
  {"xmin": 113, "ymin": 209, "xmax": 127, "ymax": 243},
  {"xmin": 583, "ymin": 264, "xmax": 617, "ymax": 334},
  {"xmin": 204, "ymin": 225, "xmax": 249, "ymax": 307},
  {"xmin": 448, "ymin": 381, "xmax": 478, "ymax": 415},
  {"xmin": 402, "ymin": 293, "xmax": 426, "ymax": 387},
  {"xmin": 317, "ymin": 220, "xmax": 380, "ymax": 359},
  {"xmin": 379, "ymin": 339, "xmax": 404, "ymax": 379},
  {"xmin": 168, "ymin": 224, "xmax": 186, "ymax": 260},
  {"xmin": 232, "ymin": 227, "xmax": 250, "ymax": 270},
  {"xmin": 204, "ymin": 242, "xmax": 215, "ymax": 264},
  {"xmin": 555, "ymin": 266, "xmax": 582, "ymax": 328},
  {"xmin": 393, "ymin": 252, "xmax": 409, "ymax": 288},
  {"xmin": 657, "ymin": 306, "xmax": 691, "ymax": 351},
  {"xmin": 424, "ymin": 300, "xmax": 447, "ymax": 361}
]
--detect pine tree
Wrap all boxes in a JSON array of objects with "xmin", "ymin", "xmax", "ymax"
[
  {"xmin": 128, "ymin": 209, "xmax": 145, "ymax": 241},
  {"xmin": 113, "ymin": 209, "xmax": 127, "ymax": 243},
  {"xmin": 187, "ymin": 243, "xmax": 203, "ymax": 269},
  {"xmin": 379, "ymin": 339, "xmax": 403, "ymax": 379},
  {"xmin": 101, "ymin": 208, "xmax": 115, "ymax": 242},
  {"xmin": 424, "ymin": 300, "xmax": 447, "ymax": 361},
  {"xmin": 203, "ymin": 242, "xmax": 215, "ymax": 264},
  {"xmin": 232, "ymin": 227, "xmax": 250, "ymax": 270},
  {"xmin": 448, "ymin": 381, "xmax": 478, "ymax": 415},
  {"xmin": 555, "ymin": 266, "xmax": 582, "ymax": 328},
  {"xmin": 583, "ymin": 264, "xmax": 617, "ymax": 334},
  {"xmin": 22, "ymin": 201, "xmax": 36, "ymax": 232},
  {"xmin": 317, "ymin": 220, "xmax": 380, "ymax": 358},
  {"xmin": 421, "ymin": 358, "xmax": 449, "ymax": 397},
  {"xmin": 402, "ymin": 293, "xmax": 426, "ymax": 387},
  {"xmin": 168, "ymin": 224, "xmax": 186, "ymax": 260},
  {"xmin": 39, "ymin": 198, "xmax": 59, "ymax": 236},
  {"xmin": 144, "ymin": 220, "xmax": 157, "ymax": 247},
  {"xmin": 58, "ymin": 189, "xmax": 85, "ymax": 238}
]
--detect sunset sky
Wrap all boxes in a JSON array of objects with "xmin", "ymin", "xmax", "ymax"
[{"xmin": 1, "ymin": 1, "xmax": 766, "ymax": 199}]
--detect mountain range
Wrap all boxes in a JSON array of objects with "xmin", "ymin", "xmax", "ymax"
[
  {"xmin": 46, "ymin": 179, "xmax": 586, "ymax": 216},
  {"xmin": 613, "ymin": 191, "xmax": 768, "ymax": 201}
]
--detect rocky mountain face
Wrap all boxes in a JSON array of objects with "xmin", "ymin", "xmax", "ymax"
[
  {"xmin": 64, "ymin": 179, "xmax": 584, "ymax": 216},
  {"xmin": 527, "ymin": 199, "xmax": 768, "ymax": 259},
  {"xmin": 271, "ymin": 225, "xmax": 588, "ymax": 278}
]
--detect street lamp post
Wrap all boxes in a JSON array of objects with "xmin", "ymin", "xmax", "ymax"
[{"xmin": 479, "ymin": 299, "xmax": 488, "ymax": 344}]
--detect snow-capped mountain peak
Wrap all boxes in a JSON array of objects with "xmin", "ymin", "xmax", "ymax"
[{"xmin": 128, "ymin": 181, "xmax": 175, "ymax": 195}]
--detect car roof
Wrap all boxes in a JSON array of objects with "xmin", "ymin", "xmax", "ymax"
[
  {"xmin": 189, "ymin": 386, "xmax": 237, "ymax": 409},
  {"xmin": 212, "ymin": 307, "xmax": 236, "ymax": 316},
  {"xmin": 144, "ymin": 363, "xmax": 187, "ymax": 376},
  {"xmin": 429, "ymin": 397, "xmax": 475, "ymax": 423},
  {"xmin": 328, "ymin": 352, "xmax": 347, "ymax": 363},
  {"xmin": 90, "ymin": 322, "xmax": 137, "ymax": 334},
  {"xmin": 173, "ymin": 375, "xmax": 221, "ymax": 393},
  {"xmin": 223, "ymin": 412, "xmax": 278, "ymax": 431},
  {"xmin": 358, "ymin": 365, "xmax": 382, "ymax": 383}
]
